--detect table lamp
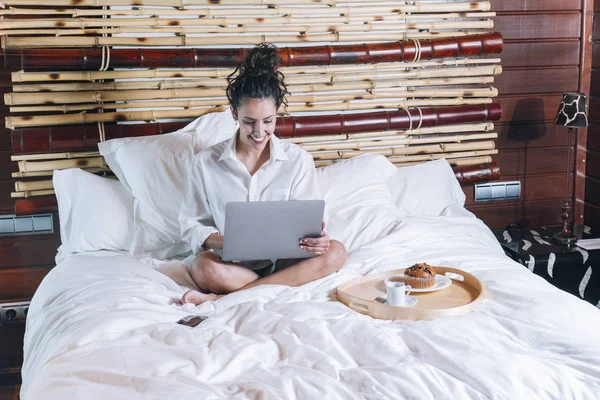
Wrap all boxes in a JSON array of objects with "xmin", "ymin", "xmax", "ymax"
[{"xmin": 553, "ymin": 92, "xmax": 588, "ymax": 247}]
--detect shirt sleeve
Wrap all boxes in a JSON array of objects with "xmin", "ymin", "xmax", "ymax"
[
  {"xmin": 290, "ymin": 151, "xmax": 329, "ymax": 227},
  {"xmin": 179, "ymin": 158, "xmax": 219, "ymax": 255}
]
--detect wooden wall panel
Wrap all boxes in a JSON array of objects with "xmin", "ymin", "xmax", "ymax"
[
  {"xmin": 0, "ymin": 235, "xmax": 61, "ymax": 269},
  {"xmin": 490, "ymin": 0, "xmax": 581, "ymax": 12},
  {"xmin": 494, "ymin": 14, "xmax": 581, "ymax": 40},
  {"xmin": 589, "ymin": 7, "xmax": 600, "ymax": 229},
  {"xmin": 0, "ymin": 267, "xmax": 53, "ymax": 300},
  {"xmin": 498, "ymin": 41, "xmax": 580, "ymax": 68},
  {"xmin": 469, "ymin": 2, "xmax": 593, "ymax": 229},
  {"xmin": 495, "ymin": 68, "xmax": 579, "ymax": 95}
]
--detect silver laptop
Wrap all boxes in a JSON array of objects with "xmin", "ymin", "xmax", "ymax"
[{"xmin": 222, "ymin": 200, "xmax": 325, "ymax": 262}]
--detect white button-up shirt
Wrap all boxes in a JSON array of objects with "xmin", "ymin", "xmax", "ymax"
[{"xmin": 179, "ymin": 133, "xmax": 322, "ymax": 255}]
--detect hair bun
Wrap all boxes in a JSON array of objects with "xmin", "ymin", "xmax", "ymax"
[
  {"xmin": 226, "ymin": 43, "xmax": 288, "ymax": 111},
  {"xmin": 239, "ymin": 44, "xmax": 280, "ymax": 77}
]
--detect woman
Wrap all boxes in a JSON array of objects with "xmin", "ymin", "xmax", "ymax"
[{"xmin": 166, "ymin": 44, "xmax": 347, "ymax": 305}]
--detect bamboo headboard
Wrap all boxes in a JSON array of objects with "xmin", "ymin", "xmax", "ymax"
[{"xmin": 1, "ymin": 0, "xmax": 503, "ymax": 213}]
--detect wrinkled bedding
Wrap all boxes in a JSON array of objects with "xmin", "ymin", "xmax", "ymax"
[{"xmin": 21, "ymin": 215, "xmax": 600, "ymax": 399}]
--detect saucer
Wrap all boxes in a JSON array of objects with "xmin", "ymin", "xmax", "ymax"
[{"xmin": 375, "ymin": 295, "xmax": 418, "ymax": 307}]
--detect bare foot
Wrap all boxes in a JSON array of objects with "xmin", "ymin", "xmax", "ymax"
[{"xmin": 181, "ymin": 289, "xmax": 221, "ymax": 305}]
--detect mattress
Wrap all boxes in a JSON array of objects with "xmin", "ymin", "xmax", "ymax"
[{"xmin": 21, "ymin": 214, "xmax": 600, "ymax": 399}]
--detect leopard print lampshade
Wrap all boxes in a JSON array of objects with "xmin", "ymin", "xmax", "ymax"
[{"xmin": 555, "ymin": 92, "xmax": 588, "ymax": 128}]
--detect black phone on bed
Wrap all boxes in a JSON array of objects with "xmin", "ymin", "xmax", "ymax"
[{"xmin": 176, "ymin": 315, "xmax": 207, "ymax": 327}]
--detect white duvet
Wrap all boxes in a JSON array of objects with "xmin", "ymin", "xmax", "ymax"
[{"xmin": 21, "ymin": 215, "xmax": 600, "ymax": 400}]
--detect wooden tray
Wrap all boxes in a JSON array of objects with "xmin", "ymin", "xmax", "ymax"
[{"xmin": 337, "ymin": 267, "xmax": 484, "ymax": 321}]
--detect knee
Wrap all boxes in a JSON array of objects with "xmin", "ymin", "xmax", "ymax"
[
  {"xmin": 319, "ymin": 240, "xmax": 347, "ymax": 276},
  {"xmin": 190, "ymin": 252, "xmax": 224, "ymax": 291}
]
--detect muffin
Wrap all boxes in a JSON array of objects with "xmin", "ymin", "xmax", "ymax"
[{"xmin": 403, "ymin": 263, "xmax": 436, "ymax": 288}]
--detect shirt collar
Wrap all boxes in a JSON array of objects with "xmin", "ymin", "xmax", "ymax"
[{"xmin": 218, "ymin": 132, "xmax": 289, "ymax": 162}]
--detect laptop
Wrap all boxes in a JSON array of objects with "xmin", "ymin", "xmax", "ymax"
[{"xmin": 222, "ymin": 200, "xmax": 325, "ymax": 262}]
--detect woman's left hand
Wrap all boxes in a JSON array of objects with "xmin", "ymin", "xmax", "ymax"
[{"xmin": 299, "ymin": 221, "xmax": 330, "ymax": 255}]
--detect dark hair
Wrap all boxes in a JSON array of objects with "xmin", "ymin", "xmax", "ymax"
[{"xmin": 226, "ymin": 44, "xmax": 288, "ymax": 113}]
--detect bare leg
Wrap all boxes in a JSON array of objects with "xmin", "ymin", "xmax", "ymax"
[{"xmin": 182, "ymin": 241, "xmax": 347, "ymax": 305}]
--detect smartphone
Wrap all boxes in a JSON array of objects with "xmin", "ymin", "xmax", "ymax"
[{"xmin": 176, "ymin": 315, "xmax": 208, "ymax": 327}]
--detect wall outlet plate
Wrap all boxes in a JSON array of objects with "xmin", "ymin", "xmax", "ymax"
[
  {"xmin": 0, "ymin": 301, "xmax": 30, "ymax": 324},
  {"xmin": 474, "ymin": 181, "xmax": 521, "ymax": 202}
]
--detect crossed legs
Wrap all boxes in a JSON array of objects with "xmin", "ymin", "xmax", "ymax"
[{"xmin": 158, "ymin": 240, "xmax": 347, "ymax": 305}]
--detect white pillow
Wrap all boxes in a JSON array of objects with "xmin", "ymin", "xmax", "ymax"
[
  {"xmin": 98, "ymin": 110, "xmax": 237, "ymax": 258},
  {"xmin": 387, "ymin": 159, "xmax": 466, "ymax": 216},
  {"xmin": 53, "ymin": 168, "xmax": 135, "ymax": 253},
  {"xmin": 317, "ymin": 153, "xmax": 399, "ymax": 253}
]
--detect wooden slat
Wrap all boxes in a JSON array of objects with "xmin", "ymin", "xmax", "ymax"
[
  {"xmin": 589, "ymin": 123, "xmax": 600, "ymax": 151},
  {"xmin": 0, "ymin": 181, "xmax": 15, "ymax": 214},
  {"xmin": 586, "ymin": 176, "xmax": 600, "ymax": 208},
  {"xmin": 493, "ymin": 146, "xmax": 575, "ymax": 176},
  {"xmin": 494, "ymin": 41, "xmax": 580, "ymax": 68},
  {"xmin": 591, "ymin": 69, "xmax": 600, "ymax": 95},
  {"xmin": 588, "ymin": 95, "xmax": 600, "ymax": 123},
  {"xmin": 496, "ymin": 67, "xmax": 579, "ymax": 95},
  {"xmin": 496, "ymin": 94, "xmax": 562, "ymax": 123},
  {"xmin": 0, "ymin": 235, "xmax": 60, "ymax": 269},
  {"xmin": 587, "ymin": 148, "xmax": 600, "ymax": 179},
  {"xmin": 0, "ymin": 323, "xmax": 24, "ymax": 375},
  {"xmin": 495, "ymin": 122, "xmax": 570, "ymax": 149},
  {"xmin": 585, "ymin": 202, "xmax": 600, "ymax": 227},
  {"xmin": 0, "ymin": 151, "xmax": 18, "ymax": 180},
  {"xmin": 0, "ymin": 266, "xmax": 53, "ymax": 300},
  {"xmin": 490, "ymin": 0, "xmax": 581, "ymax": 11},
  {"xmin": 467, "ymin": 199, "xmax": 565, "ymax": 229},
  {"xmin": 592, "ymin": 44, "xmax": 600, "ymax": 68},
  {"xmin": 493, "ymin": 13, "xmax": 581, "ymax": 40}
]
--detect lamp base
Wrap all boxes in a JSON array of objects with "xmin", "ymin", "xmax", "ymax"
[
  {"xmin": 553, "ymin": 201, "xmax": 578, "ymax": 248},
  {"xmin": 552, "ymin": 232, "xmax": 578, "ymax": 248}
]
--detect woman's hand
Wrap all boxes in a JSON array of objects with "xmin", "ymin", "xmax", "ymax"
[
  {"xmin": 203, "ymin": 233, "xmax": 224, "ymax": 250},
  {"xmin": 299, "ymin": 221, "xmax": 330, "ymax": 255}
]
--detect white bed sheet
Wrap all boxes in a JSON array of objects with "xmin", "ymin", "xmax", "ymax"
[{"xmin": 21, "ymin": 215, "xmax": 600, "ymax": 400}]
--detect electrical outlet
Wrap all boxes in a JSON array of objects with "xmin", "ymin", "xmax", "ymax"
[{"xmin": 0, "ymin": 301, "xmax": 30, "ymax": 324}]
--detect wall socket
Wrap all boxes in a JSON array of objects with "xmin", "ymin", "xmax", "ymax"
[{"xmin": 0, "ymin": 301, "xmax": 30, "ymax": 324}]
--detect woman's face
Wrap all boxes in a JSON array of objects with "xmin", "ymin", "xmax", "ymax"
[{"xmin": 233, "ymin": 97, "xmax": 277, "ymax": 153}]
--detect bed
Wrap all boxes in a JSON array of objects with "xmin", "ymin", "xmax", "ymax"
[{"xmin": 21, "ymin": 138, "xmax": 600, "ymax": 399}]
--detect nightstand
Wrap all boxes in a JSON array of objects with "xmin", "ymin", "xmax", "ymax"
[{"xmin": 493, "ymin": 225, "xmax": 600, "ymax": 308}]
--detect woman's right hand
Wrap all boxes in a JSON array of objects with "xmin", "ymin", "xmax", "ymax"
[{"xmin": 203, "ymin": 233, "xmax": 224, "ymax": 250}]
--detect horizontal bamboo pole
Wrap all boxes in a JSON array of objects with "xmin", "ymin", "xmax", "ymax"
[
  {"xmin": 3, "ymin": 30, "xmax": 484, "ymax": 48},
  {"xmin": 286, "ymin": 123, "xmax": 495, "ymax": 143},
  {"xmin": 311, "ymin": 140, "xmax": 495, "ymax": 160},
  {"xmin": 9, "ymin": 130, "xmax": 497, "ymax": 162},
  {"xmin": 0, "ymin": 20, "xmax": 494, "ymax": 37},
  {"xmin": 300, "ymin": 133, "xmax": 498, "ymax": 152},
  {"xmin": 314, "ymin": 151, "xmax": 496, "ymax": 167},
  {"xmin": 6, "ymin": 99, "xmax": 493, "ymax": 128},
  {"xmin": 9, "ymin": 65, "xmax": 502, "ymax": 94},
  {"xmin": 10, "ymin": 88, "xmax": 498, "ymax": 113},
  {"xmin": 285, "ymin": 98, "xmax": 492, "ymax": 114},
  {"xmin": 11, "ymin": 151, "xmax": 99, "ymax": 161},
  {"xmin": 8, "ymin": 77, "xmax": 497, "ymax": 110},
  {"xmin": 3, "ymin": 33, "xmax": 503, "ymax": 69},
  {"xmin": 391, "ymin": 155, "xmax": 493, "ymax": 168},
  {"xmin": 0, "ymin": 13, "xmax": 497, "ymax": 30},
  {"xmin": 10, "ymin": 104, "xmax": 502, "ymax": 153},
  {"xmin": 11, "ymin": 189, "xmax": 54, "ymax": 198},
  {"xmin": 18, "ymin": 157, "xmax": 106, "ymax": 172},
  {"xmin": 0, "ymin": 3, "xmax": 492, "ymax": 16},
  {"xmin": 14, "ymin": 180, "xmax": 52, "ymax": 192},
  {"xmin": 6, "ymin": 106, "xmax": 226, "ymax": 128},
  {"xmin": 11, "ymin": 167, "xmax": 110, "ymax": 178},
  {"xmin": 11, "ymin": 58, "xmax": 502, "ymax": 83}
]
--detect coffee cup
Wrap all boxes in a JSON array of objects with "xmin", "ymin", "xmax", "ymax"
[{"xmin": 384, "ymin": 275, "xmax": 413, "ymax": 306}]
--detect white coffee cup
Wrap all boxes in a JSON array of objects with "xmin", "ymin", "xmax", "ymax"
[{"xmin": 384, "ymin": 275, "xmax": 413, "ymax": 306}]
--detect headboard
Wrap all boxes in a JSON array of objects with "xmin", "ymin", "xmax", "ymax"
[{"xmin": 1, "ymin": 0, "xmax": 503, "ymax": 213}]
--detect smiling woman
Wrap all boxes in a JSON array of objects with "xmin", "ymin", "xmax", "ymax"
[{"xmin": 157, "ymin": 44, "xmax": 348, "ymax": 306}]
